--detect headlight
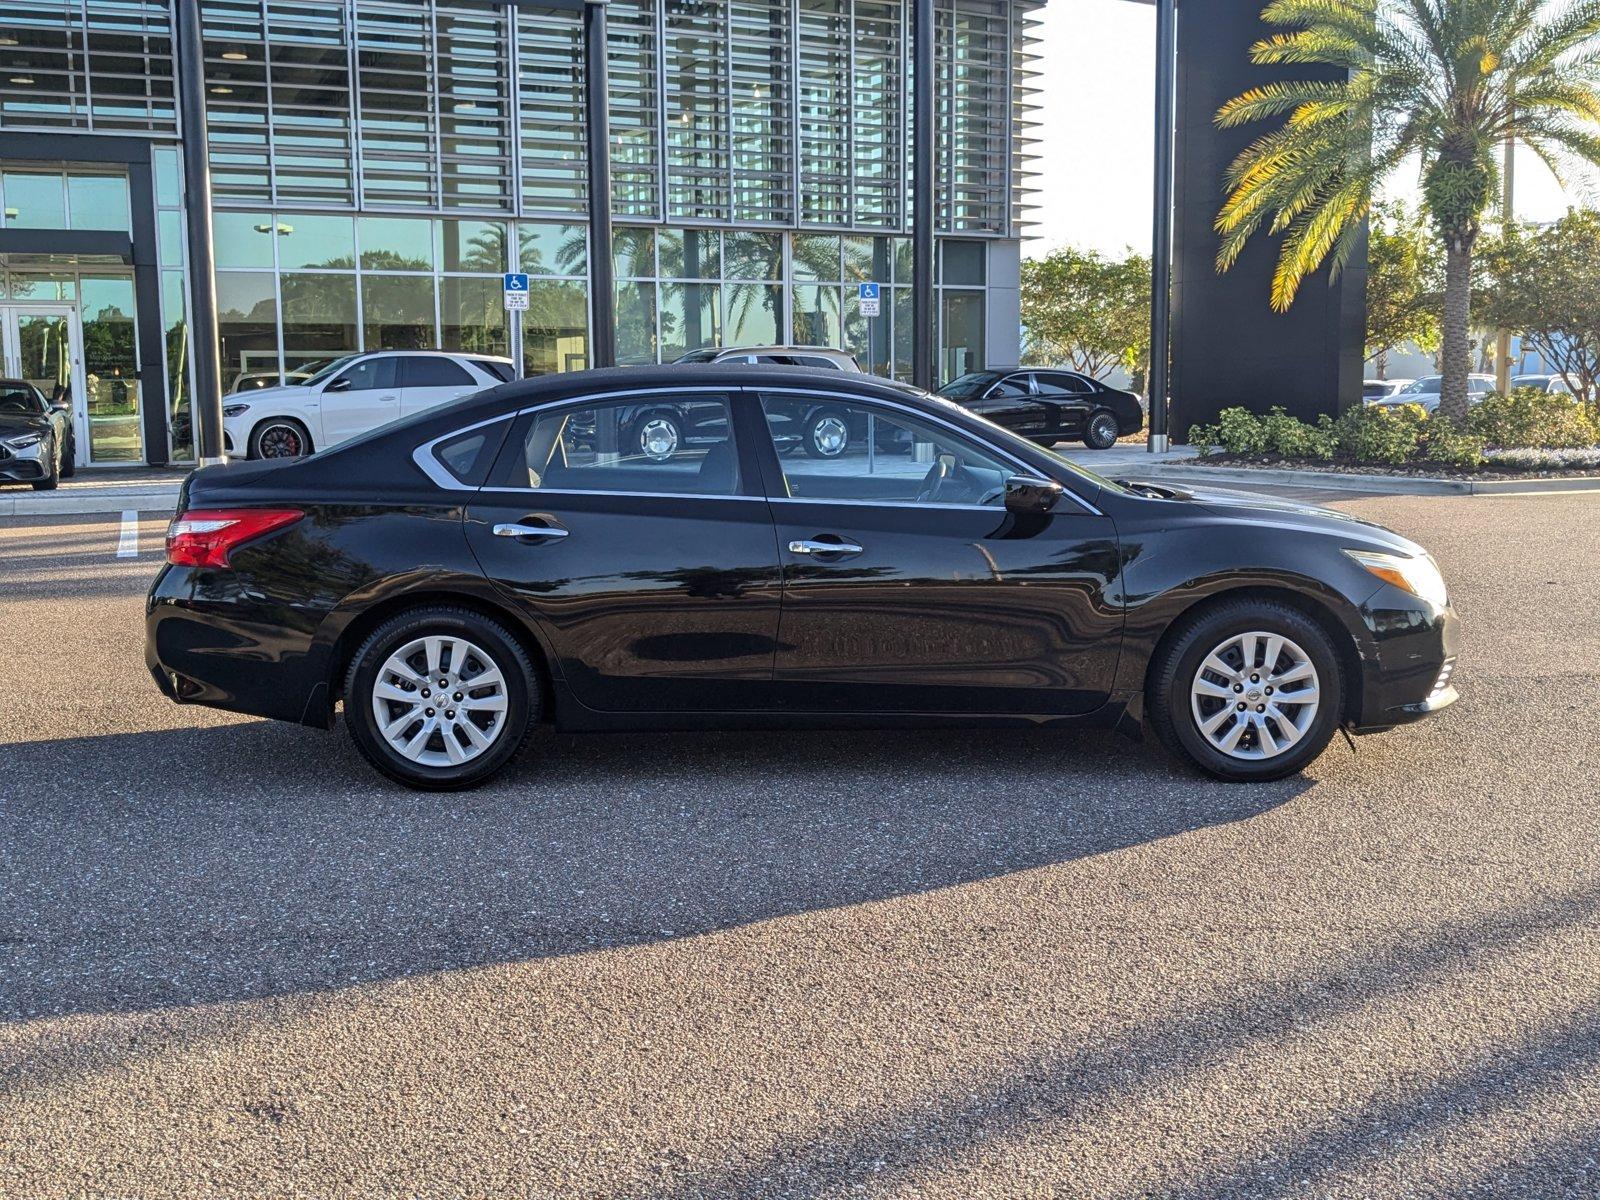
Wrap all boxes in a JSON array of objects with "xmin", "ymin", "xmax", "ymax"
[
  {"xmin": 222, "ymin": 403, "xmax": 251, "ymax": 417},
  {"xmin": 3, "ymin": 433, "xmax": 42, "ymax": 449},
  {"xmin": 1344, "ymin": 548, "xmax": 1448, "ymax": 608}
]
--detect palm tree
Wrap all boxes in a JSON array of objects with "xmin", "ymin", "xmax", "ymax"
[{"xmin": 1214, "ymin": 0, "xmax": 1600, "ymax": 422}]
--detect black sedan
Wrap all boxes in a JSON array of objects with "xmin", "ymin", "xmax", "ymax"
[
  {"xmin": 940, "ymin": 368, "xmax": 1144, "ymax": 449},
  {"xmin": 148, "ymin": 366, "xmax": 1458, "ymax": 790},
  {"xmin": 0, "ymin": 379, "xmax": 75, "ymax": 490}
]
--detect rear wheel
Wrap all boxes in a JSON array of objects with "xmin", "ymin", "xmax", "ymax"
[
  {"xmin": 1148, "ymin": 599, "xmax": 1343, "ymax": 781},
  {"xmin": 633, "ymin": 412, "xmax": 683, "ymax": 462},
  {"xmin": 344, "ymin": 606, "xmax": 539, "ymax": 790},
  {"xmin": 803, "ymin": 408, "xmax": 850, "ymax": 458},
  {"xmin": 1083, "ymin": 410, "xmax": 1120, "ymax": 449},
  {"xmin": 251, "ymin": 418, "xmax": 312, "ymax": 459}
]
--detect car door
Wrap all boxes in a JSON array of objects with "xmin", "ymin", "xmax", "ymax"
[
  {"xmin": 1032, "ymin": 372, "xmax": 1096, "ymax": 438},
  {"xmin": 400, "ymin": 355, "xmax": 483, "ymax": 417},
  {"xmin": 751, "ymin": 390, "xmax": 1124, "ymax": 715},
  {"xmin": 962, "ymin": 374, "xmax": 1050, "ymax": 438},
  {"xmin": 319, "ymin": 355, "xmax": 400, "ymax": 446},
  {"xmin": 462, "ymin": 390, "xmax": 784, "ymax": 713}
]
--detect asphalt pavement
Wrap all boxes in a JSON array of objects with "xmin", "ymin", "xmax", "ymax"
[{"xmin": 2, "ymin": 490, "xmax": 1598, "ymax": 1198}]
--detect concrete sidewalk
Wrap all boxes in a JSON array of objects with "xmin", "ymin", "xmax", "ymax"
[{"xmin": 0, "ymin": 466, "xmax": 189, "ymax": 518}]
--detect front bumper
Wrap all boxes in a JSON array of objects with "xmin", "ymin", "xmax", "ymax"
[
  {"xmin": 1352, "ymin": 592, "xmax": 1461, "ymax": 731},
  {"xmin": 0, "ymin": 440, "xmax": 49, "ymax": 481}
]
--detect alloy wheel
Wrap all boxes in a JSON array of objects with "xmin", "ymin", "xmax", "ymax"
[
  {"xmin": 371, "ymin": 635, "xmax": 510, "ymax": 768},
  {"xmin": 1189, "ymin": 630, "xmax": 1320, "ymax": 760},
  {"xmin": 259, "ymin": 423, "xmax": 305, "ymax": 458},
  {"xmin": 811, "ymin": 414, "xmax": 849, "ymax": 457},
  {"xmin": 639, "ymin": 417, "xmax": 680, "ymax": 461}
]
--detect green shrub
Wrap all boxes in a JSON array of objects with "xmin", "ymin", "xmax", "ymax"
[
  {"xmin": 1420, "ymin": 419, "xmax": 1486, "ymax": 468},
  {"xmin": 1216, "ymin": 406, "xmax": 1270, "ymax": 453},
  {"xmin": 1187, "ymin": 422, "xmax": 1220, "ymax": 455},
  {"xmin": 1261, "ymin": 407, "xmax": 1338, "ymax": 459},
  {"xmin": 1466, "ymin": 387, "xmax": 1600, "ymax": 449},
  {"xmin": 1332, "ymin": 403, "xmax": 1425, "ymax": 464}
]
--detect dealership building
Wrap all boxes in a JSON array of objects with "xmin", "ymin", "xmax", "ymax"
[{"xmin": 0, "ymin": 0, "xmax": 1360, "ymax": 468}]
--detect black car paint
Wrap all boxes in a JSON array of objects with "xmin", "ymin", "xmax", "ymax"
[
  {"xmin": 941, "ymin": 369, "xmax": 1145, "ymax": 443},
  {"xmin": 147, "ymin": 366, "xmax": 1456, "ymax": 742}
]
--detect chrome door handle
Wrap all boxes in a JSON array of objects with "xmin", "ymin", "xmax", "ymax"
[
  {"xmin": 493, "ymin": 522, "xmax": 569, "ymax": 540},
  {"xmin": 377, "ymin": 394, "xmax": 398, "ymax": 401},
  {"xmin": 788, "ymin": 538, "xmax": 862, "ymax": 556}
]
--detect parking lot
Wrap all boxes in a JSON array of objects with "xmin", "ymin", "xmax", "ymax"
[{"xmin": 2, "ymin": 487, "xmax": 1598, "ymax": 1198}]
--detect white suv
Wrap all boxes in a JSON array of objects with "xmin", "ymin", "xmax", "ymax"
[{"xmin": 223, "ymin": 351, "xmax": 514, "ymax": 459}]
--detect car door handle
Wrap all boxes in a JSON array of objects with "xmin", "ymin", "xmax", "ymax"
[
  {"xmin": 788, "ymin": 537, "xmax": 863, "ymax": 556},
  {"xmin": 377, "ymin": 394, "xmax": 398, "ymax": 402},
  {"xmin": 493, "ymin": 522, "xmax": 569, "ymax": 540}
]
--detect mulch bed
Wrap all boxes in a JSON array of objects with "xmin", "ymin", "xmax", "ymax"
[{"xmin": 1176, "ymin": 453, "xmax": 1600, "ymax": 481}]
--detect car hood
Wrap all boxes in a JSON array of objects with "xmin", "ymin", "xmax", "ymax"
[
  {"xmin": 228, "ymin": 383, "xmax": 315, "ymax": 405},
  {"xmin": 1115, "ymin": 479, "xmax": 1425, "ymax": 555},
  {"xmin": 0, "ymin": 412, "xmax": 51, "ymax": 436}
]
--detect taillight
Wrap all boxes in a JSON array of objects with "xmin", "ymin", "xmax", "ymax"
[{"xmin": 166, "ymin": 508, "xmax": 304, "ymax": 568}]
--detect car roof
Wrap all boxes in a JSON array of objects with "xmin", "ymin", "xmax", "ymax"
[{"xmin": 355, "ymin": 349, "xmax": 513, "ymax": 361}]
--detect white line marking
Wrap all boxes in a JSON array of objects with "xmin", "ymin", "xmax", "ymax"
[{"xmin": 116, "ymin": 509, "xmax": 139, "ymax": 558}]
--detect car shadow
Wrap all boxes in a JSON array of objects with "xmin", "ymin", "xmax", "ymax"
[{"xmin": 1, "ymin": 718, "xmax": 1311, "ymax": 1022}]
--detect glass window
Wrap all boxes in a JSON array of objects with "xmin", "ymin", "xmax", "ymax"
[
  {"xmin": 213, "ymin": 212, "xmax": 276, "ymax": 269},
  {"xmin": 216, "ymin": 271, "xmax": 279, "ymax": 392},
  {"xmin": 616, "ymin": 281, "xmax": 657, "ymax": 364},
  {"xmin": 162, "ymin": 269, "xmax": 193, "ymax": 461},
  {"xmin": 942, "ymin": 240, "xmax": 986, "ymax": 286},
  {"xmin": 659, "ymin": 228, "xmax": 720, "ymax": 279},
  {"xmin": 524, "ymin": 279, "xmax": 589, "ymax": 374},
  {"xmin": 332, "ymin": 357, "xmax": 398, "ymax": 392},
  {"xmin": 278, "ymin": 215, "xmax": 356, "ymax": 270},
  {"xmin": 3, "ymin": 171, "xmax": 66, "ymax": 228},
  {"xmin": 441, "ymin": 277, "xmax": 509, "ymax": 356},
  {"xmin": 81, "ymin": 275, "xmax": 142, "ymax": 462},
  {"xmin": 990, "ymin": 376, "xmax": 1031, "ymax": 398},
  {"xmin": 608, "ymin": 0, "xmax": 663, "ymax": 220},
  {"xmin": 470, "ymin": 358, "xmax": 515, "ymax": 382},
  {"xmin": 793, "ymin": 284, "xmax": 841, "ymax": 348},
  {"xmin": 518, "ymin": 221, "xmax": 586, "ymax": 276},
  {"xmin": 660, "ymin": 281, "xmax": 722, "ymax": 361},
  {"xmin": 441, "ymin": 220, "xmax": 510, "ymax": 273},
  {"xmin": 725, "ymin": 231, "xmax": 781, "ymax": 280},
  {"xmin": 494, "ymin": 396, "xmax": 739, "ymax": 495},
  {"xmin": 614, "ymin": 227, "xmax": 656, "ymax": 279},
  {"xmin": 940, "ymin": 290, "xmax": 985, "ymax": 384},
  {"xmin": 360, "ymin": 217, "xmax": 435, "ymax": 271},
  {"xmin": 0, "ymin": 384, "xmax": 47, "ymax": 414},
  {"xmin": 844, "ymin": 235, "xmax": 891, "ymax": 284},
  {"xmin": 158, "ymin": 211, "xmax": 185, "ymax": 266},
  {"xmin": 362, "ymin": 275, "xmax": 436, "ymax": 350},
  {"xmin": 1034, "ymin": 373, "xmax": 1090, "ymax": 396},
  {"xmin": 403, "ymin": 356, "xmax": 474, "ymax": 387},
  {"xmin": 281, "ymin": 272, "xmax": 358, "ymax": 370},
  {"xmin": 726, "ymin": 282, "xmax": 782, "ymax": 345},
  {"xmin": 793, "ymin": 233, "xmax": 841, "ymax": 282},
  {"xmin": 67, "ymin": 173, "xmax": 130, "ymax": 230},
  {"xmin": 154, "ymin": 147, "xmax": 182, "ymax": 207},
  {"xmin": 759, "ymin": 396, "xmax": 1011, "ymax": 504},
  {"xmin": 432, "ymin": 421, "xmax": 508, "ymax": 486}
]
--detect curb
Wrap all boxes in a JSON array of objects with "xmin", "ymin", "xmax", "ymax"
[
  {"xmin": 1132, "ymin": 462, "xmax": 1600, "ymax": 497},
  {"xmin": 1, "ymin": 489, "xmax": 182, "ymax": 519}
]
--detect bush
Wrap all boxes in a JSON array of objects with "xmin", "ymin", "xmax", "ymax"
[
  {"xmin": 1419, "ymin": 421, "xmax": 1486, "ymax": 468},
  {"xmin": 1331, "ymin": 403, "xmax": 1425, "ymax": 464},
  {"xmin": 1188, "ymin": 406, "xmax": 1337, "ymax": 458},
  {"xmin": 1465, "ymin": 387, "xmax": 1600, "ymax": 449}
]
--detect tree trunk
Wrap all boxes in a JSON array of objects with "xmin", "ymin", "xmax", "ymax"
[
  {"xmin": 1376, "ymin": 349, "xmax": 1388, "ymax": 380},
  {"xmin": 1437, "ymin": 241, "xmax": 1475, "ymax": 425}
]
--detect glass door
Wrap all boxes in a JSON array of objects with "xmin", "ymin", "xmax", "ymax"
[{"xmin": 1, "ymin": 305, "xmax": 87, "ymax": 468}]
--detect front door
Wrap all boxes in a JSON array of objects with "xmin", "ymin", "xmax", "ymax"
[
  {"xmin": 463, "ymin": 391, "xmax": 783, "ymax": 713},
  {"xmin": 964, "ymin": 374, "xmax": 1050, "ymax": 439},
  {"xmin": 1, "ymin": 305, "xmax": 87, "ymax": 466},
  {"xmin": 753, "ymin": 392, "xmax": 1124, "ymax": 715}
]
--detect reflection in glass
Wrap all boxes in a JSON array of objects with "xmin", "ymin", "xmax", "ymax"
[
  {"xmin": 616, "ymin": 281, "xmax": 657, "ymax": 364},
  {"xmin": 614, "ymin": 226, "xmax": 656, "ymax": 279},
  {"xmin": 441, "ymin": 219, "xmax": 509, "ymax": 273},
  {"xmin": 942, "ymin": 239, "xmax": 986, "ymax": 286},
  {"xmin": 277, "ymin": 215, "xmax": 356, "ymax": 270},
  {"xmin": 660, "ymin": 281, "xmax": 721, "ymax": 360},
  {"xmin": 216, "ymin": 271, "xmax": 279, "ymax": 392},
  {"xmin": 792, "ymin": 233, "xmax": 841, "ymax": 282},
  {"xmin": 6, "ymin": 275, "xmax": 76, "ymax": 301},
  {"xmin": 362, "ymin": 275, "xmax": 436, "ymax": 350},
  {"xmin": 844, "ymin": 235, "xmax": 891, "ymax": 284},
  {"xmin": 658, "ymin": 228, "xmax": 720, "ymax": 279},
  {"xmin": 162, "ymin": 269, "xmax": 193, "ymax": 461},
  {"xmin": 518, "ymin": 222, "xmax": 586, "ymax": 276},
  {"xmin": 67, "ymin": 173, "xmax": 131, "ymax": 230},
  {"xmin": 725, "ymin": 230, "xmax": 781, "ymax": 280},
  {"xmin": 213, "ymin": 211, "xmax": 276, "ymax": 268},
  {"xmin": 727, "ymin": 282, "xmax": 781, "ymax": 345},
  {"xmin": 792, "ymin": 283, "xmax": 840, "ymax": 348},
  {"xmin": 893, "ymin": 286, "xmax": 912, "ymax": 382},
  {"xmin": 441, "ymin": 277, "xmax": 509, "ymax": 356},
  {"xmin": 525, "ymin": 279, "xmax": 589, "ymax": 374},
  {"xmin": 941, "ymin": 290, "xmax": 985, "ymax": 384},
  {"xmin": 4, "ymin": 172, "xmax": 66, "ymax": 228},
  {"xmin": 81, "ymin": 276, "xmax": 142, "ymax": 462},
  {"xmin": 280, "ymin": 272, "xmax": 358, "ymax": 375},
  {"xmin": 359, "ymin": 217, "xmax": 435, "ymax": 270}
]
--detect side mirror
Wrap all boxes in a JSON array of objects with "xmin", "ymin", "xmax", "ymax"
[
  {"xmin": 1003, "ymin": 474, "xmax": 1064, "ymax": 515},
  {"xmin": 324, "ymin": 377, "xmax": 351, "ymax": 393},
  {"xmin": 49, "ymin": 400, "xmax": 70, "ymax": 413}
]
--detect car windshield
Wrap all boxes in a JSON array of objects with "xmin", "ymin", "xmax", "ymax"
[
  {"xmin": 0, "ymin": 383, "xmax": 45, "ymax": 414},
  {"xmin": 299, "ymin": 355, "xmax": 360, "ymax": 386},
  {"xmin": 673, "ymin": 348, "xmax": 722, "ymax": 364},
  {"xmin": 940, "ymin": 371, "xmax": 1002, "ymax": 398},
  {"xmin": 1399, "ymin": 377, "xmax": 1441, "ymax": 393}
]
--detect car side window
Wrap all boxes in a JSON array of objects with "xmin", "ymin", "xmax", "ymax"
[
  {"xmin": 0, "ymin": 386, "xmax": 44, "ymax": 414},
  {"xmin": 758, "ymin": 395, "xmax": 1013, "ymax": 506},
  {"xmin": 489, "ymin": 395, "xmax": 740, "ymax": 496},
  {"xmin": 986, "ymin": 376, "xmax": 1031, "ymax": 398},
  {"xmin": 331, "ymin": 357, "xmax": 397, "ymax": 392},
  {"xmin": 403, "ymin": 357, "xmax": 476, "ymax": 388},
  {"xmin": 469, "ymin": 358, "xmax": 515, "ymax": 383},
  {"xmin": 1034, "ymin": 373, "xmax": 1091, "ymax": 396}
]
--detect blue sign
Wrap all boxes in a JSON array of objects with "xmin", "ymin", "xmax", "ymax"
[
  {"xmin": 857, "ymin": 282, "xmax": 879, "ymax": 301},
  {"xmin": 503, "ymin": 273, "xmax": 530, "ymax": 310},
  {"xmin": 503, "ymin": 273, "xmax": 529, "ymax": 292}
]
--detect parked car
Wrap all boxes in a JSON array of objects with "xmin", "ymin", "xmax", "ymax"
[
  {"xmin": 937, "ymin": 368, "xmax": 1144, "ymax": 449},
  {"xmin": 1363, "ymin": 378, "xmax": 1414, "ymax": 403},
  {"xmin": 1370, "ymin": 373, "xmax": 1495, "ymax": 414},
  {"xmin": 0, "ymin": 378, "xmax": 75, "ymax": 490},
  {"xmin": 148, "ymin": 365, "xmax": 1459, "ymax": 790},
  {"xmin": 672, "ymin": 345, "xmax": 861, "ymax": 371},
  {"xmin": 222, "ymin": 351, "xmax": 515, "ymax": 459},
  {"xmin": 1510, "ymin": 373, "xmax": 1574, "ymax": 395}
]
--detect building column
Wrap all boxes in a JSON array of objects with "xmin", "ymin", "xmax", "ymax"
[
  {"xmin": 584, "ymin": 0, "xmax": 616, "ymax": 369},
  {"xmin": 1147, "ymin": 0, "xmax": 1176, "ymax": 452},
  {"xmin": 911, "ymin": 0, "xmax": 936, "ymax": 390}
]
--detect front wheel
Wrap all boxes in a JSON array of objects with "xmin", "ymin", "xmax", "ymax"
[
  {"xmin": 633, "ymin": 412, "xmax": 683, "ymax": 462},
  {"xmin": 1147, "ymin": 599, "xmax": 1343, "ymax": 781},
  {"xmin": 803, "ymin": 409, "xmax": 850, "ymax": 458},
  {"xmin": 1082, "ymin": 410, "xmax": 1120, "ymax": 450},
  {"xmin": 30, "ymin": 435, "xmax": 61, "ymax": 490},
  {"xmin": 251, "ymin": 418, "xmax": 312, "ymax": 460},
  {"xmin": 344, "ymin": 606, "xmax": 539, "ymax": 790}
]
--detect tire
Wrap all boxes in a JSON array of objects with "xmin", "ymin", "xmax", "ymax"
[
  {"xmin": 633, "ymin": 411, "xmax": 683, "ymax": 462},
  {"xmin": 250, "ymin": 418, "xmax": 313, "ymax": 460},
  {"xmin": 30, "ymin": 435, "xmax": 61, "ymax": 491},
  {"xmin": 803, "ymin": 408, "xmax": 850, "ymax": 458},
  {"xmin": 343, "ymin": 606, "xmax": 540, "ymax": 791},
  {"xmin": 1147, "ymin": 598, "xmax": 1344, "ymax": 782},
  {"xmin": 59, "ymin": 432, "xmax": 77, "ymax": 478},
  {"xmin": 1082, "ymin": 410, "xmax": 1120, "ymax": 450}
]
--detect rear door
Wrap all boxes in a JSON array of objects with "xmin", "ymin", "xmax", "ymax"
[
  {"xmin": 1032, "ymin": 372, "xmax": 1096, "ymax": 438},
  {"xmin": 400, "ymin": 355, "xmax": 483, "ymax": 417},
  {"xmin": 319, "ymin": 355, "xmax": 400, "ymax": 446},
  {"xmin": 462, "ymin": 390, "xmax": 783, "ymax": 713}
]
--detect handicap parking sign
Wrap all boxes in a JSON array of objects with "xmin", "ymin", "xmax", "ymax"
[
  {"xmin": 503, "ymin": 273, "xmax": 530, "ymax": 311},
  {"xmin": 857, "ymin": 281, "xmax": 881, "ymax": 317}
]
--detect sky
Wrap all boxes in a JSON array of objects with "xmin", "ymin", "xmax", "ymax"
[{"xmin": 1026, "ymin": 0, "xmax": 1587, "ymax": 260}]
